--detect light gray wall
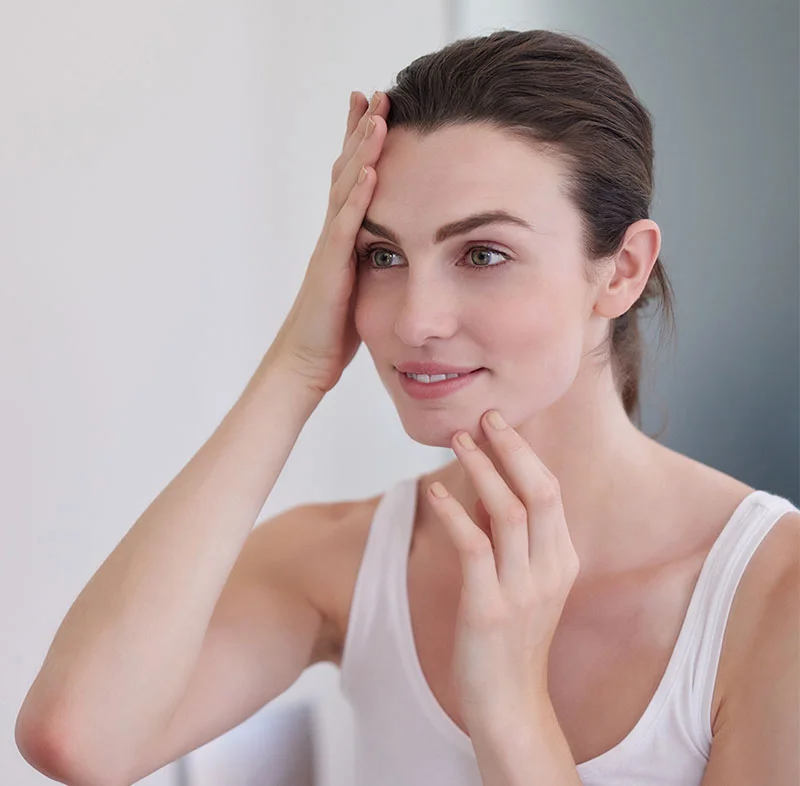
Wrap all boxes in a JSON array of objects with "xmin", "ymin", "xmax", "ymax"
[
  {"xmin": 457, "ymin": 0, "xmax": 799, "ymax": 503},
  {"xmin": 1, "ymin": 2, "xmax": 450, "ymax": 784}
]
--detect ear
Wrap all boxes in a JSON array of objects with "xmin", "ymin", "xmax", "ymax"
[{"xmin": 593, "ymin": 219, "xmax": 661, "ymax": 319}]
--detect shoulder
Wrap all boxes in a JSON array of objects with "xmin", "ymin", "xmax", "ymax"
[
  {"xmin": 742, "ymin": 507, "xmax": 800, "ymax": 630},
  {"xmin": 706, "ymin": 511, "xmax": 799, "ymax": 780},
  {"xmin": 734, "ymin": 503, "xmax": 799, "ymax": 619},
  {"xmin": 740, "ymin": 505, "xmax": 799, "ymax": 628},
  {"xmin": 715, "ymin": 506, "xmax": 799, "ymax": 733}
]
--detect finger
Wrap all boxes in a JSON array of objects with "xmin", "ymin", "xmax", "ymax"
[
  {"xmin": 328, "ymin": 111, "xmax": 385, "ymax": 223},
  {"xmin": 331, "ymin": 91, "xmax": 388, "ymax": 188},
  {"xmin": 478, "ymin": 411, "xmax": 569, "ymax": 566},
  {"xmin": 427, "ymin": 482, "xmax": 503, "ymax": 609},
  {"xmin": 325, "ymin": 163, "xmax": 376, "ymax": 263},
  {"xmin": 451, "ymin": 431, "xmax": 530, "ymax": 590},
  {"xmin": 343, "ymin": 90, "xmax": 385, "ymax": 156},
  {"xmin": 342, "ymin": 91, "xmax": 368, "ymax": 150},
  {"xmin": 332, "ymin": 94, "xmax": 372, "ymax": 190}
]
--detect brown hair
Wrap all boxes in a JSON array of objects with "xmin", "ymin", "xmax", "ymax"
[{"xmin": 384, "ymin": 29, "xmax": 676, "ymax": 431}]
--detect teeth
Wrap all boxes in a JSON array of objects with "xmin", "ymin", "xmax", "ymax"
[{"xmin": 405, "ymin": 372, "xmax": 467, "ymax": 383}]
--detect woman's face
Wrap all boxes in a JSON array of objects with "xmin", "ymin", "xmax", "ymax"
[{"xmin": 353, "ymin": 123, "xmax": 611, "ymax": 447}]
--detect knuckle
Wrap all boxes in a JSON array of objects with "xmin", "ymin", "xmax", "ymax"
[
  {"xmin": 504, "ymin": 501, "xmax": 528, "ymax": 528},
  {"xmin": 505, "ymin": 438, "xmax": 528, "ymax": 456},
  {"xmin": 540, "ymin": 561, "xmax": 577, "ymax": 595},
  {"xmin": 499, "ymin": 437, "xmax": 531, "ymax": 465},
  {"xmin": 463, "ymin": 533, "xmax": 492, "ymax": 561},
  {"xmin": 532, "ymin": 479, "xmax": 562, "ymax": 508}
]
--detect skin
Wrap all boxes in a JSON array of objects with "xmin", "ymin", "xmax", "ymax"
[{"xmin": 352, "ymin": 121, "xmax": 676, "ymax": 581}]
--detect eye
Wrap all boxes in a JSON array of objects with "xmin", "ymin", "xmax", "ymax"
[{"xmin": 355, "ymin": 244, "xmax": 510, "ymax": 272}]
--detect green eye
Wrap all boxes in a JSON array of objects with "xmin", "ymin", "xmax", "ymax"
[
  {"xmin": 356, "ymin": 245, "xmax": 509, "ymax": 272},
  {"xmin": 467, "ymin": 247, "xmax": 506, "ymax": 268}
]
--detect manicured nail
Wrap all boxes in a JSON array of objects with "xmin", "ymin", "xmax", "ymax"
[
  {"xmin": 457, "ymin": 431, "xmax": 476, "ymax": 450},
  {"xmin": 430, "ymin": 481, "xmax": 448, "ymax": 498},
  {"xmin": 487, "ymin": 410, "xmax": 506, "ymax": 430}
]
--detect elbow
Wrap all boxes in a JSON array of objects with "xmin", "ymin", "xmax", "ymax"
[
  {"xmin": 15, "ymin": 707, "xmax": 79, "ymax": 784},
  {"xmin": 15, "ymin": 706, "xmax": 128, "ymax": 786}
]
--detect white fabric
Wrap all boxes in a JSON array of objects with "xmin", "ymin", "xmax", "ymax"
[{"xmin": 339, "ymin": 474, "xmax": 798, "ymax": 785}]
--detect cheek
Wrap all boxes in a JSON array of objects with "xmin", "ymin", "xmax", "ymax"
[
  {"xmin": 486, "ymin": 293, "xmax": 585, "ymax": 406},
  {"xmin": 482, "ymin": 288, "xmax": 571, "ymax": 349}
]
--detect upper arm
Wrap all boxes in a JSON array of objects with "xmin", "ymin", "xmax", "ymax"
[
  {"xmin": 701, "ymin": 512, "xmax": 800, "ymax": 786},
  {"xmin": 127, "ymin": 502, "xmax": 339, "ymax": 785}
]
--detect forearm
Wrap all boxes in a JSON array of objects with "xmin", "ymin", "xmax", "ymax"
[
  {"xmin": 17, "ymin": 356, "xmax": 321, "ymax": 766},
  {"xmin": 470, "ymin": 698, "xmax": 583, "ymax": 786}
]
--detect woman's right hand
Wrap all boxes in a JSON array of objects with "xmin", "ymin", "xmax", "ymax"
[{"xmin": 265, "ymin": 90, "xmax": 388, "ymax": 396}]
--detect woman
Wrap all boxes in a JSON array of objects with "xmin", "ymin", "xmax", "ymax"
[{"xmin": 16, "ymin": 29, "xmax": 799, "ymax": 786}]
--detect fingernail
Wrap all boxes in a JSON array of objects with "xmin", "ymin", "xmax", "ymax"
[
  {"xmin": 457, "ymin": 431, "xmax": 476, "ymax": 450},
  {"xmin": 369, "ymin": 91, "xmax": 381, "ymax": 112},
  {"xmin": 350, "ymin": 91, "xmax": 358, "ymax": 110},
  {"xmin": 365, "ymin": 117, "xmax": 376, "ymax": 137},
  {"xmin": 487, "ymin": 410, "xmax": 506, "ymax": 430},
  {"xmin": 430, "ymin": 481, "xmax": 448, "ymax": 498}
]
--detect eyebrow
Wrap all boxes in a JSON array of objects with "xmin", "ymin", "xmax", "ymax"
[{"xmin": 360, "ymin": 209, "xmax": 537, "ymax": 246}]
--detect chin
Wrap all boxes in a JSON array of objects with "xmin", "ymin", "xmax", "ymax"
[{"xmin": 393, "ymin": 407, "xmax": 483, "ymax": 449}]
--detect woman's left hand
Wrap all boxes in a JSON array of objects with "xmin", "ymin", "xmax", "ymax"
[{"xmin": 427, "ymin": 409, "xmax": 581, "ymax": 736}]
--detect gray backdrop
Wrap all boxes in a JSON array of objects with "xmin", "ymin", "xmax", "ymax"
[{"xmin": 456, "ymin": 0, "xmax": 800, "ymax": 503}]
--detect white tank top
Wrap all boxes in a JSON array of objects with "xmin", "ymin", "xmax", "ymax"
[{"xmin": 339, "ymin": 474, "xmax": 799, "ymax": 785}]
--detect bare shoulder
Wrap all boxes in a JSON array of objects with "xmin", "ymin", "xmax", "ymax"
[
  {"xmin": 714, "ymin": 509, "xmax": 799, "ymax": 739},
  {"xmin": 253, "ymin": 492, "xmax": 384, "ymax": 665},
  {"xmin": 732, "ymin": 504, "xmax": 799, "ymax": 620},
  {"xmin": 715, "ymin": 501, "xmax": 799, "ymax": 728},
  {"xmin": 660, "ymin": 453, "xmax": 799, "ymax": 719}
]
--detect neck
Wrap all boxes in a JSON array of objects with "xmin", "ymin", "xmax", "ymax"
[{"xmin": 423, "ymin": 364, "xmax": 675, "ymax": 578}]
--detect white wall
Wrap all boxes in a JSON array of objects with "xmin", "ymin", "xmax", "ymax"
[{"xmin": 1, "ymin": 2, "xmax": 451, "ymax": 784}]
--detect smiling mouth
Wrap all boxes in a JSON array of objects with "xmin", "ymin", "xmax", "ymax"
[{"xmin": 401, "ymin": 368, "xmax": 484, "ymax": 380}]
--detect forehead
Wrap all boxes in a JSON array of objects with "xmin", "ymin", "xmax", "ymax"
[{"xmin": 370, "ymin": 123, "xmax": 570, "ymax": 232}]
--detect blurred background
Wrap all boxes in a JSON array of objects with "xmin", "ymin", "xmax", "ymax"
[{"xmin": 2, "ymin": 0, "xmax": 797, "ymax": 784}]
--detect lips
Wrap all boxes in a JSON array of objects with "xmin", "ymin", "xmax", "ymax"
[{"xmin": 397, "ymin": 366, "xmax": 486, "ymax": 399}]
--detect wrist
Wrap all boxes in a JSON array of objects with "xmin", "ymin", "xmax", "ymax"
[{"xmin": 242, "ymin": 354, "xmax": 324, "ymax": 415}]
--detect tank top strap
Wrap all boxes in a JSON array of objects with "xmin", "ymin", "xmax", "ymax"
[
  {"xmin": 339, "ymin": 475, "xmax": 418, "ymax": 693},
  {"xmin": 691, "ymin": 489, "xmax": 799, "ymax": 748}
]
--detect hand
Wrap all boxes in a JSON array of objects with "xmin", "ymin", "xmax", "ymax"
[
  {"xmin": 426, "ymin": 410, "xmax": 581, "ymax": 735},
  {"xmin": 265, "ymin": 90, "xmax": 389, "ymax": 395}
]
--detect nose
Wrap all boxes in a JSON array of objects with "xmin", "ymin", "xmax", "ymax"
[{"xmin": 393, "ymin": 275, "xmax": 459, "ymax": 346}]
